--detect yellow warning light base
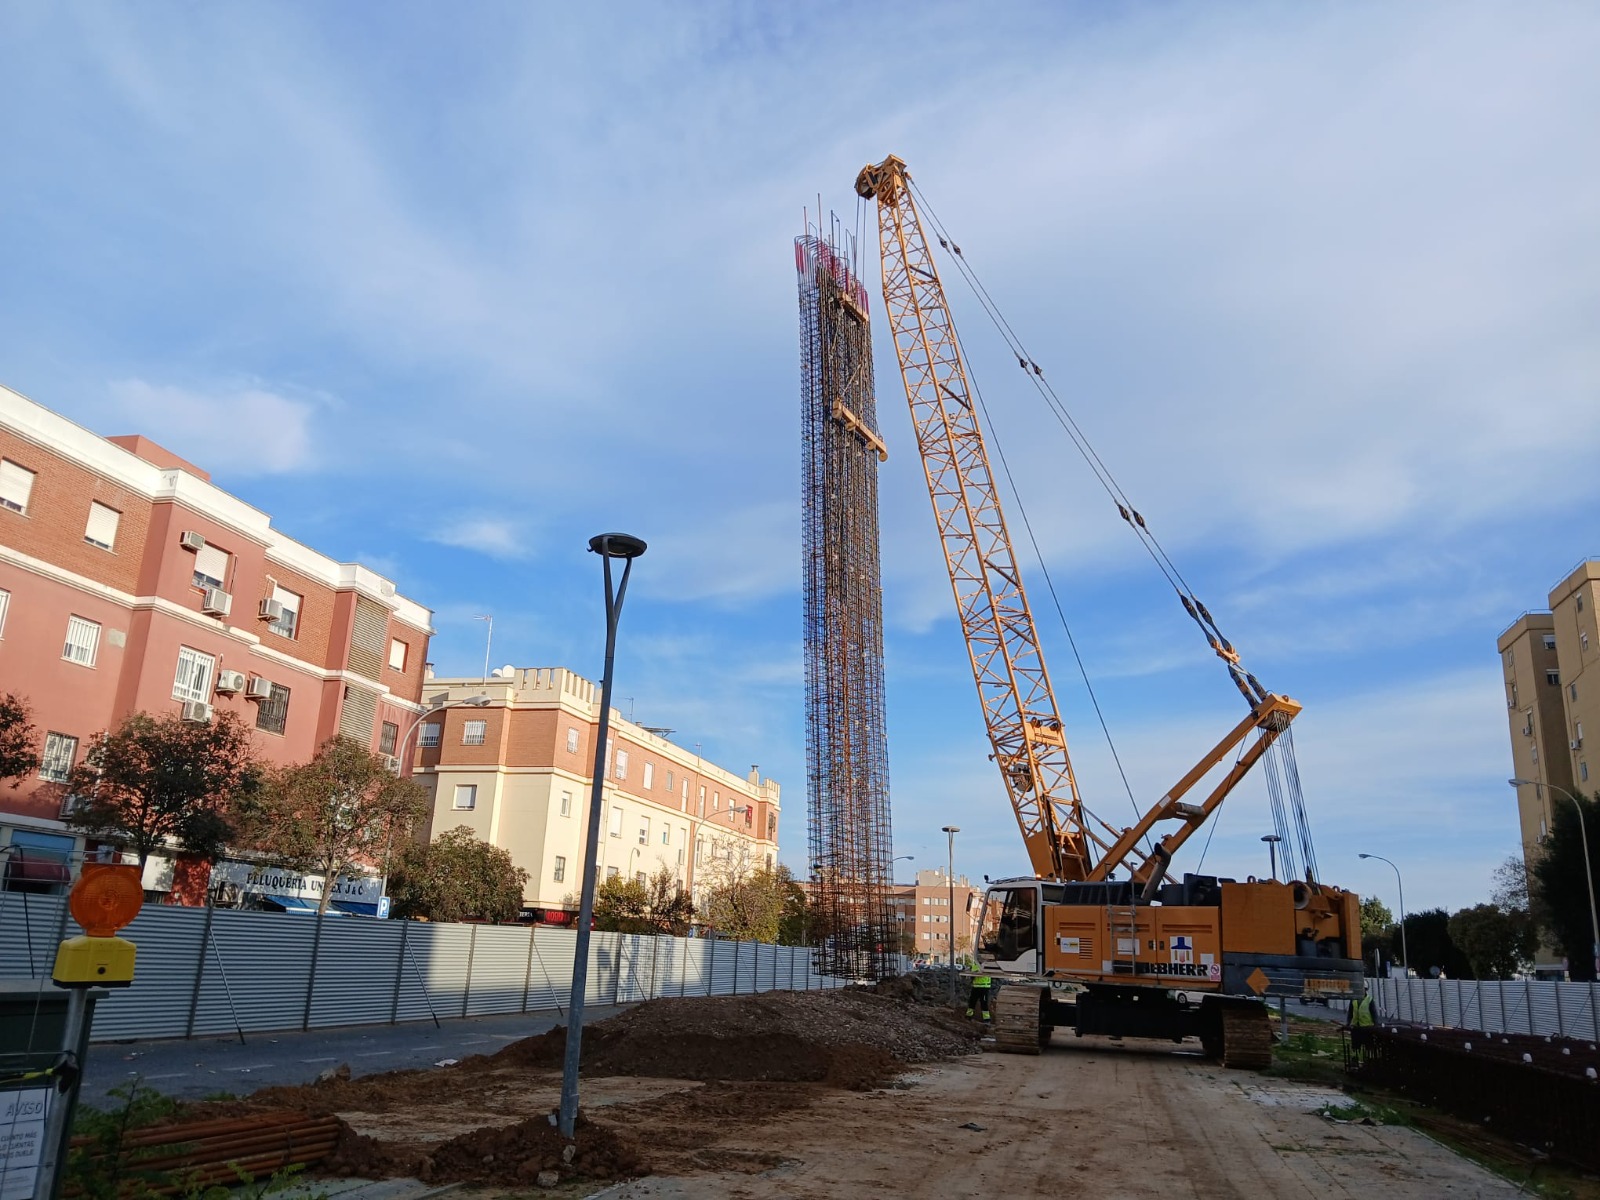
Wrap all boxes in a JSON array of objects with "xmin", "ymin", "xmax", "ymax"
[{"xmin": 53, "ymin": 934, "xmax": 137, "ymax": 988}]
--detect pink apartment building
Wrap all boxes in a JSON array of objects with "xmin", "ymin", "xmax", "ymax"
[{"xmin": 0, "ymin": 383, "xmax": 432, "ymax": 895}]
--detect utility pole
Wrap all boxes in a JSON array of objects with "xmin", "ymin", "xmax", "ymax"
[{"xmin": 942, "ymin": 826, "xmax": 960, "ymax": 1004}]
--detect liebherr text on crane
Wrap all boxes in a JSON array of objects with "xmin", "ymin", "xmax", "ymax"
[{"xmin": 856, "ymin": 154, "xmax": 1362, "ymax": 1067}]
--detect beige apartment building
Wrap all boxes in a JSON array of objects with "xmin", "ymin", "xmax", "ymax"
[
  {"xmin": 412, "ymin": 667, "xmax": 781, "ymax": 921},
  {"xmin": 1499, "ymin": 559, "xmax": 1600, "ymax": 976},
  {"xmin": 887, "ymin": 868, "xmax": 983, "ymax": 961}
]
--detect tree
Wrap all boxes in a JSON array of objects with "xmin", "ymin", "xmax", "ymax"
[
  {"xmin": 1448, "ymin": 903, "xmax": 1537, "ymax": 980},
  {"xmin": 776, "ymin": 870, "xmax": 810, "ymax": 946},
  {"xmin": 1528, "ymin": 790, "xmax": 1600, "ymax": 981},
  {"xmin": 388, "ymin": 826, "xmax": 528, "ymax": 923},
  {"xmin": 0, "ymin": 693, "xmax": 40, "ymax": 786},
  {"xmin": 1399, "ymin": 908, "xmax": 1472, "ymax": 980},
  {"xmin": 62, "ymin": 711, "xmax": 259, "ymax": 868},
  {"xmin": 1359, "ymin": 896, "xmax": 1394, "ymax": 943},
  {"xmin": 1491, "ymin": 854, "xmax": 1531, "ymax": 913},
  {"xmin": 701, "ymin": 865, "xmax": 790, "ymax": 943},
  {"xmin": 248, "ymin": 737, "xmax": 429, "ymax": 915},
  {"xmin": 593, "ymin": 866, "xmax": 693, "ymax": 935}
]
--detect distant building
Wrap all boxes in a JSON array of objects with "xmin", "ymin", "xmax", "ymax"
[
  {"xmin": 0, "ymin": 383, "xmax": 432, "ymax": 894},
  {"xmin": 1499, "ymin": 559, "xmax": 1600, "ymax": 977},
  {"xmin": 887, "ymin": 868, "xmax": 983, "ymax": 960},
  {"xmin": 413, "ymin": 668, "xmax": 780, "ymax": 920}
]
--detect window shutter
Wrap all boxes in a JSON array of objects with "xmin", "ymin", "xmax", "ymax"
[
  {"xmin": 347, "ymin": 597, "xmax": 388, "ymax": 680},
  {"xmin": 195, "ymin": 544, "xmax": 228, "ymax": 585},
  {"xmin": 0, "ymin": 460, "xmax": 35, "ymax": 511},
  {"xmin": 339, "ymin": 684, "xmax": 380, "ymax": 742},
  {"xmin": 84, "ymin": 503, "xmax": 120, "ymax": 549}
]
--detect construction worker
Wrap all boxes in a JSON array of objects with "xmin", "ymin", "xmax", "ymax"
[
  {"xmin": 1347, "ymin": 991, "xmax": 1376, "ymax": 1061},
  {"xmin": 966, "ymin": 967, "xmax": 992, "ymax": 1021}
]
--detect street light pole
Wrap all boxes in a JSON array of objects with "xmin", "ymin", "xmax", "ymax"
[
  {"xmin": 559, "ymin": 532, "xmax": 646, "ymax": 1141},
  {"xmin": 942, "ymin": 826, "xmax": 960, "ymax": 1004},
  {"xmin": 1510, "ymin": 778, "xmax": 1600, "ymax": 978},
  {"xmin": 1358, "ymin": 852, "xmax": 1407, "ymax": 973}
]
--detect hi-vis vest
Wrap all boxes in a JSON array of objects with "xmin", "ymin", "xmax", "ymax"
[{"xmin": 1352, "ymin": 995, "xmax": 1375, "ymax": 1026}]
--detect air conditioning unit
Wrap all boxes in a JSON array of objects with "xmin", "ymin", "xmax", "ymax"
[
  {"xmin": 1571, "ymin": 739, "xmax": 1582, "ymax": 750},
  {"xmin": 179, "ymin": 530, "xmax": 207, "ymax": 552},
  {"xmin": 201, "ymin": 587, "xmax": 232, "ymax": 617},
  {"xmin": 382, "ymin": 755, "xmax": 403, "ymax": 776},
  {"xmin": 215, "ymin": 670, "xmax": 246, "ymax": 694},
  {"xmin": 181, "ymin": 701, "xmax": 213, "ymax": 723},
  {"xmin": 244, "ymin": 676, "xmax": 273, "ymax": 700},
  {"xmin": 259, "ymin": 598, "xmax": 286, "ymax": 622},
  {"xmin": 58, "ymin": 794, "xmax": 86, "ymax": 819}
]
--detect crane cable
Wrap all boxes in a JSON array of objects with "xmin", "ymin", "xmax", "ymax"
[
  {"xmin": 906, "ymin": 179, "xmax": 1322, "ymax": 880},
  {"xmin": 907, "ymin": 181, "xmax": 1270, "ymax": 710}
]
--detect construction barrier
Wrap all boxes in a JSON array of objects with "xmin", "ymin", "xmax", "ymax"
[{"xmin": 1369, "ymin": 975, "xmax": 1600, "ymax": 1041}]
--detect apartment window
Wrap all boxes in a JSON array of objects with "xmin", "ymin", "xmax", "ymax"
[
  {"xmin": 0, "ymin": 589, "xmax": 8, "ymax": 636},
  {"xmin": 1583, "ymin": 762, "xmax": 1590, "ymax": 783},
  {"xmin": 172, "ymin": 646, "xmax": 217, "ymax": 703},
  {"xmin": 695, "ymin": 838, "xmax": 704, "ymax": 865},
  {"xmin": 566, "ymin": 727, "xmax": 579, "ymax": 753},
  {"xmin": 681, "ymin": 780, "xmax": 689, "ymax": 804},
  {"xmin": 193, "ymin": 544, "xmax": 228, "ymax": 590},
  {"xmin": 677, "ymin": 847, "xmax": 685, "ymax": 866},
  {"xmin": 0, "ymin": 460, "xmax": 35, "ymax": 514},
  {"xmin": 614, "ymin": 748, "xmax": 629, "ymax": 780},
  {"xmin": 62, "ymin": 616, "xmax": 100, "ymax": 667},
  {"xmin": 39, "ymin": 732, "xmax": 78, "ymax": 783},
  {"xmin": 635, "ymin": 871, "xmax": 647, "ymax": 886},
  {"xmin": 388, "ymin": 638, "xmax": 407, "ymax": 671},
  {"xmin": 1578, "ymin": 722, "xmax": 1585, "ymax": 747},
  {"xmin": 560, "ymin": 790, "xmax": 572, "ymax": 817},
  {"xmin": 256, "ymin": 683, "xmax": 290, "ymax": 735},
  {"xmin": 606, "ymin": 866, "xmax": 619, "ymax": 881},
  {"xmin": 418, "ymin": 722, "xmax": 441, "ymax": 748},
  {"xmin": 643, "ymin": 762, "xmax": 654, "ymax": 790},
  {"xmin": 661, "ymin": 828, "xmax": 670, "ymax": 845},
  {"xmin": 609, "ymin": 805, "xmax": 624, "ymax": 839},
  {"xmin": 453, "ymin": 784, "xmax": 477, "ymax": 810},
  {"xmin": 268, "ymin": 586, "xmax": 301, "ymax": 639},
  {"xmin": 1548, "ymin": 670, "xmax": 1561, "ymax": 686},
  {"xmin": 462, "ymin": 719, "xmax": 487, "ymax": 746},
  {"xmin": 1580, "ymin": 594, "xmax": 1587, "ymax": 613},
  {"xmin": 1572, "ymin": 683, "xmax": 1579, "ymax": 702},
  {"xmin": 84, "ymin": 502, "xmax": 120, "ymax": 551},
  {"xmin": 553, "ymin": 856, "xmax": 566, "ymax": 882},
  {"xmin": 713, "ymin": 792, "xmax": 719, "ymax": 812},
  {"xmin": 665, "ymin": 770, "xmax": 674, "ymax": 794},
  {"xmin": 1583, "ymin": 632, "xmax": 1591, "ymax": 653},
  {"xmin": 639, "ymin": 817, "xmax": 650, "ymax": 845},
  {"xmin": 1543, "ymin": 634, "xmax": 1557, "ymax": 651},
  {"xmin": 379, "ymin": 721, "xmax": 398, "ymax": 755}
]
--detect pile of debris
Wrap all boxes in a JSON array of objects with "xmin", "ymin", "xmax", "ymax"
[
  {"xmin": 177, "ymin": 988, "xmax": 980, "ymax": 1190},
  {"xmin": 497, "ymin": 986, "xmax": 980, "ymax": 1088}
]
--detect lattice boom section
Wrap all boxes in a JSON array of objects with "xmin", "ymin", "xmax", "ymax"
[{"xmin": 797, "ymin": 230, "xmax": 895, "ymax": 979}]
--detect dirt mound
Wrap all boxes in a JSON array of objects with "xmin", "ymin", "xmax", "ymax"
[
  {"xmin": 324, "ymin": 1112, "xmax": 645, "ymax": 1186},
  {"xmin": 497, "ymin": 988, "xmax": 978, "ymax": 1087}
]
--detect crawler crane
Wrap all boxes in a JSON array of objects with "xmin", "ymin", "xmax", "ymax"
[{"xmin": 856, "ymin": 155, "xmax": 1361, "ymax": 1066}]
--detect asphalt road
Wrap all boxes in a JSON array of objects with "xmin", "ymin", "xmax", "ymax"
[{"xmin": 77, "ymin": 1005, "xmax": 631, "ymax": 1109}]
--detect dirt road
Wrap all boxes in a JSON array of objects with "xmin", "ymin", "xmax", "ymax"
[{"xmin": 592, "ymin": 1037, "xmax": 1520, "ymax": 1198}]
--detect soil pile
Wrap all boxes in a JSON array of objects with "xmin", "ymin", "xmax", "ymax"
[
  {"xmin": 326, "ymin": 1113, "xmax": 645, "ymax": 1186},
  {"xmin": 496, "ymin": 988, "xmax": 980, "ymax": 1088}
]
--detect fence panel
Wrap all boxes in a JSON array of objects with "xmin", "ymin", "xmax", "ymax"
[
  {"xmin": 1372, "ymin": 977, "xmax": 1600, "ymax": 1041},
  {"xmin": 304, "ymin": 918, "xmax": 405, "ymax": 1030},
  {"xmin": 709, "ymin": 940, "xmax": 738, "ymax": 995},
  {"xmin": 101, "ymin": 906, "xmax": 216, "ymax": 1040},
  {"xmin": 465, "ymin": 925, "xmax": 535, "ymax": 1017},
  {"xmin": 524, "ymin": 927, "xmax": 576, "ymax": 1014},
  {"xmin": 0, "ymin": 893, "xmax": 67, "ymax": 979}
]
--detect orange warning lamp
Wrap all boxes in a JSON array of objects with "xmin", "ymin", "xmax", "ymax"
[{"xmin": 53, "ymin": 863, "xmax": 143, "ymax": 988}]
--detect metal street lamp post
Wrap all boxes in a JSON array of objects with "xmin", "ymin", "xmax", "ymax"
[
  {"xmin": 559, "ymin": 532, "xmax": 646, "ymax": 1140},
  {"xmin": 1358, "ymin": 852, "xmax": 1407, "ymax": 973},
  {"xmin": 942, "ymin": 826, "xmax": 960, "ymax": 1004},
  {"xmin": 1261, "ymin": 834, "xmax": 1281, "ymax": 882},
  {"xmin": 1510, "ymin": 778, "xmax": 1600, "ymax": 977}
]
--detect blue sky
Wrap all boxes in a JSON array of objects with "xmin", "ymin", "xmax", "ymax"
[{"xmin": 3, "ymin": 3, "xmax": 1597, "ymax": 913}]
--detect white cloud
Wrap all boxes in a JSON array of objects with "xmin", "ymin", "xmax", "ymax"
[
  {"xmin": 427, "ymin": 515, "xmax": 534, "ymax": 561},
  {"xmin": 105, "ymin": 379, "xmax": 315, "ymax": 476}
]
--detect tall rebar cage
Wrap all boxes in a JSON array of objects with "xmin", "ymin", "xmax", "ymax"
[{"xmin": 796, "ymin": 230, "xmax": 895, "ymax": 980}]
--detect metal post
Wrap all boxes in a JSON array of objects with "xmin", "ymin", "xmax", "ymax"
[
  {"xmin": 942, "ymin": 826, "xmax": 959, "ymax": 1005},
  {"xmin": 559, "ymin": 532, "xmax": 645, "ymax": 1140},
  {"xmin": 34, "ymin": 987, "xmax": 88, "ymax": 1200}
]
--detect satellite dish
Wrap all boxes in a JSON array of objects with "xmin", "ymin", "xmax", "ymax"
[{"xmin": 492, "ymin": 664, "xmax": 515, "ymax": 678}]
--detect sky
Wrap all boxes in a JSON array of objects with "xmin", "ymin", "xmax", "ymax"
[{"xmin": 3, "ymin": 2, "xmax": 1597, "ymax": 914}]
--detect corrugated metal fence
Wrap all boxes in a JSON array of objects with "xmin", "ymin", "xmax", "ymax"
[
  {"xmin": 1371, "ymin": 975, "xmax": 1600, "ymax": 1041},
  {"xmin": 0, "ymin": 894, "xmax": 855, "ymax": 1042}
]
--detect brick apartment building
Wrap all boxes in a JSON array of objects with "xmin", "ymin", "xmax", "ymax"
[
  {"xmin": 1499, "ymin": 558, "xmax": 1600, "ymax": 977},
  {"xmin": 888, "ymin": 868, "xmax": 982, "ymax": 961},
  {"xmin": 414, "ymin": 667, "xmax": 780, "ymax": 920},
  {"xmin": 0, "ymin": 383, "xmax": 432, "ymax": 894}
]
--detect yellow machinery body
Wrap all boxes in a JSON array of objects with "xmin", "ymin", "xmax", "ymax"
[{"xmin": 53, "ymin": 934, "xmax": 138, "ymax": 988}]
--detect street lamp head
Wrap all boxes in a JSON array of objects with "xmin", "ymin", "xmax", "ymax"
[
  {"xmin": 1508, "ymin": 778, "xmax": 1533, "ymax": 787},
  {"xmin": 942, "ymin": 825, "xmax": 960, "ymax": 834},
  {"xmin": 1358, "ymin": 853, "xmax": 1371, "ymax": 859},
  {"xmin": 1261, "ymin": 834, "xmax": 1281, "ymax": 843},
  {"xmin": 589, "ymin": 532, "xmax": 648, "ymax": 559}
]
